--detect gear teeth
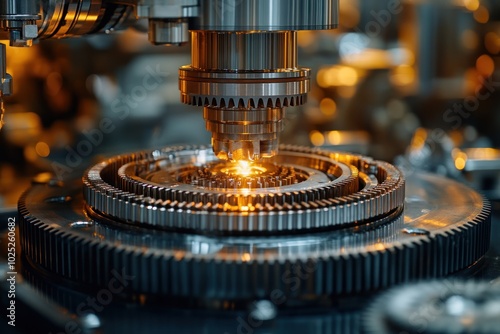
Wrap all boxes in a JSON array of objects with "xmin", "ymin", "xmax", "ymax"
[
  {"xmin": 16, "ymin": 147, "xmax": 492, "ymax": 305},
  {"xmin": 18, "ymin": 184, "xmax": 491, "ymax": 301},
  {"xmin": 181, "ymin": 94, "xmax": 308, "ymax": 109},
  {"xmin": 82, "ymin": 146, "xmax": 405, "ymax": 233}
]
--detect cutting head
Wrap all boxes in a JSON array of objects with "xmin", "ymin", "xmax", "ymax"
[{"xmin": 179, "ymin": 0, "xmax": 339, "ymax": 160}]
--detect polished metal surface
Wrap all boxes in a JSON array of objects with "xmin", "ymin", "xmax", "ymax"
[
  {"xmin": 179, "ymin": 0, "xmax": 339, "ymax": 161},
  {"xmin": 38, "ymin": 0, "xmax": 133, "ymax": 39},
  {"xmin": 83, "ymin": 146, "xmax": 405, "ymax": 232},
  {"xmin": 136, "ymin": 0, "xmax": 198, "ymax": 45},
  {"xmin": 191, "ymin": 31, "xmax": 297, "ymax": 71},
  {"xmin": 148, "ymin": 19, "xmax": 189, "ymax": 46},
  {"xmin": 179, "ymin": 68, "xmax": 310, "ymax": 108},
  {"xmin": 19, "ymin": 161, "xmax": 490, "ymax": 302},
  {"xmin": 1, "ymin": 0, "xmax": 339, "ymax": 162},
  {"xmin": 195, "ymin": 0, "xmax": 339, "ymax": 31},
  {"xmin": 178, "ymin": 67, "xmax": 310, "ymax": 160},
  {"xmin": 205, "ymin": 107, "xmax": 285, "ymax": 160},
  {"xmin": 180, "ymin": 30, "xmax": 310, "ymax": 161}
]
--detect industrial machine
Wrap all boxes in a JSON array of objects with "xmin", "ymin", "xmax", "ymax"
[{"xmin": 0, "ymin": 1, "xmax": 499, "ymax": 333}]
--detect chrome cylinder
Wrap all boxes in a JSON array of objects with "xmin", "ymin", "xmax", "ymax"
[
  {"xmin": 191, "ymin": 31, "xmax": 297, "ymax": 71},
  {"xmin": 148, "ymin": 18, "xmax": 189, "ymax": 46},
  {"xmin": 38, "ymin": 0, "xmax": 134, "ymax": 39},
  {"xmin": 195, "ymin": 0, "xmax": 339, "ymax": 31},
  {"xmin": 137, "ymin": 0, "xmax": 198, "ymax": 45},
  {"xmin": 180, "ymin": 0, "xmax": 339, "ymax": 161}
]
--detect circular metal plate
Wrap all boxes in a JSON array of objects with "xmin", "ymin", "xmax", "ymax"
[{"xmin": 19, "ymin": 171, "xmax": 490, "ymax": 302}]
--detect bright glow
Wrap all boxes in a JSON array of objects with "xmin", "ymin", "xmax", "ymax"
[
  {"xmin": 337, "ymin": 67, "xmax": 359, "ymax": 86},
  {"xmin": 474, "ymin": 6, "xmax": 489, "ymax": 24},
  {"xmin": 464, "ymin": 0, "xmax": 480, "ymax": 11},
  {"xmin": 319, "ymin": 98, "xmax": 337, "ymax": 117},
  {"xmin": 310, "ymin": 131, "xmax": 325, "ymax": 146},
  {"xmin": 35, "ymin": 142, "xmax": 50, "ymax": 157},
  {"xmin": 485, "ymin": 32, "xmax": 500, "ymax": 54},
  {"xmin": 174, "ymin": 251, "xmax": 185, "ymax": 260},
  {"xmin": 328, "ymin": 131, "xmax": 341, "ymax": 145},
  {"xmin": 454, "ymin": 152, "xmax": 468, "ymax": 171},
  {"xmin": 455, "ymin": 158, "xmax": 467, "ymax": 170},
  {"xmin": 316, "ymin": 66, "xmax": 359, "ymax": 87},
  {"xmin": 392, "ymin": 48, "xmax": 415, "ymax": 66},
  {"xmin": 316, "ymin": 68, "xmax": 329, "ymax": 88},
  {"xmin": 410, "ymin": 128, "xmax": 428, "ymax": 149},
  {"xmin": 339, "ymin": 0, "xmax": 360, "ymax": 28},
  {"xmin": 391, "ymin": 65, "xmax": 416, "ymax": 86},
  {"xmin": 465, "ymin": 148, "xmax": 500, "ymax": 160},
  {"xmin": 297, "ymin": 31, "xmax": 316, "ymax": 48},
  {"xmin": 220, "ymin": 162, "xmax": 268, "ymax": 178},
  {"xmin": 241, "ymin": 253, "xmax": 251, "ymax": 262},
  {"xmin": 236, "ymin": 160, "xmax": 252, "ymax": 177},
  {"xmin": 476, "ymin": 54, "xmax": 495, "ymax": 76},
  {"xmin": 464, "ymin": 68, "xmax": 480, "ymax": 94}
]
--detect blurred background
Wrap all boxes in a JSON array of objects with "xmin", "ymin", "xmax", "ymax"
[{"xmin": 1, "ymin": 0, "xmax": 500, "ymax": 214}]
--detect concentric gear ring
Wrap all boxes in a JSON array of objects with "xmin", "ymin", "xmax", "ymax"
[
  {"xmin": 82, "ymin": 146, "xmax": 405, "ymax": 233},
  {"xmin": 18, "ymin": 172, "xmax": 491, "ymax": 303},
  {"xmin": 363, "ymin": 280, "xmax": 500, "ymax": 334}
]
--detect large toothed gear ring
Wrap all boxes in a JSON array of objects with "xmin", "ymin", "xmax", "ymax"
[
  {"xmin": 18, "ymin": 146, "xmax": 491, "ymax": 304},
  {"xmin": 82, "ymin": 146, "xmax": 405, "ymax": 233}
]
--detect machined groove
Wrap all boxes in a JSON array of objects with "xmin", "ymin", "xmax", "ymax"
[
  {"xmin": 82, "ymin": 146, "xmax": 405, "ymax": 233},
  {"xmin": 18, "ymin": 175, "xmax": 491, "ymax": 301}
]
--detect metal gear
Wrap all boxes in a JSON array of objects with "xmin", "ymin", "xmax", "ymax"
[
  {"xmin": 363, "ymin": 280, "xmax": 500, "ymax": 334},
  {"xmin": 82, "ymin": 146, "xmax": 405, "ymax": 233},
  {"xmin": 18, "ymin": 145, "xmax": 491, "ymax": 305},
  {"xmin": 179, "ymin": 67, "xmax": 310, "ymax": 109}
]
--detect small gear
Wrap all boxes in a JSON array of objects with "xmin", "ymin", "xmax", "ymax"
[
  {"xmin": 363, "ymin": 280, "xmax": 500, "ymax": 334},
  {"xmin": 179, "ymin": 66, "xmax": 310, "ymax": 109}
]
